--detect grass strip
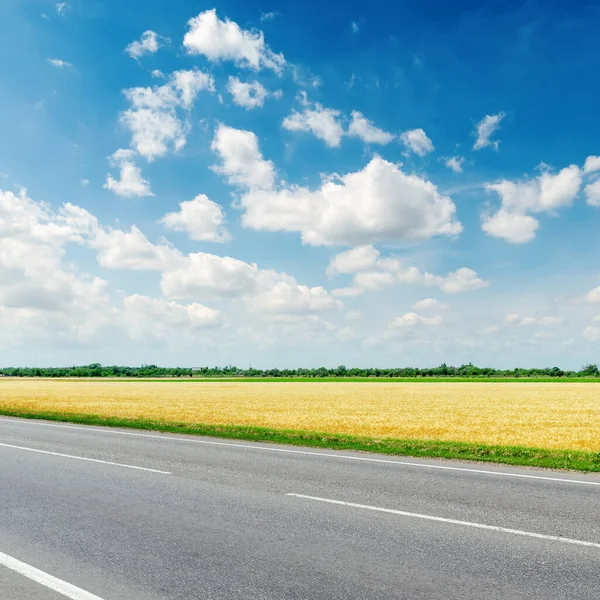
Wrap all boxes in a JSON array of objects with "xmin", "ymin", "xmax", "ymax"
[
  {"xmin": 1, "ymin": 408, "xmax": 599, "ymax": 473},
  {"xmin": 8, "ymin": 377, "xmax": 600, "ymax": 383}
]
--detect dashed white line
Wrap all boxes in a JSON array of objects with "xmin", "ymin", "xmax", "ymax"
[
  {"xmin": 0, "ymin": 550, "xmax": 105, "ymax": 600},
  {"xmin": 0, "ymin": 442, "xmax": 171, "ymax": 474},
  {"xmin": 0, "ymin": 417, "xmax": 598, "ymax": 486},
  {"xmin": 286, "ymin": 493, "xmax": 600, "ymax": 549}
]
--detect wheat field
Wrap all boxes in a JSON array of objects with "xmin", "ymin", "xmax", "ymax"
[{"xmin": 1, "ymin": 379, "xmax": 599, "ymax": 451}]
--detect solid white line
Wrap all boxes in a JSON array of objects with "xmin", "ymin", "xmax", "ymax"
[
  {"xmin": 286, "ymin": 493, "xmax": 600, "ymax": 549},
  {"xmin": 0, "ymin": 442, "xmax": 171, "ymax": 474},
  {"xmin": 0, "ymin": 550, "xmax": 105, "ymax": 600},
  {"xmin": 0, "ymin": 417, "xmax": 598, "ymax": 486}
]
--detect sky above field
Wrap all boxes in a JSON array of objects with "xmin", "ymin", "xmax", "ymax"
[{"xmin": 1, "ymin": 0, "xmax": 600, "ymax": 369}]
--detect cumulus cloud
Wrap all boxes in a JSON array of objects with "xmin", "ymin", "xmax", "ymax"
[
  {"xmin": 437, "ymin": 268, "xmax": 488, "ymax": 294},
  {"xmin": 0, "ymin": 189, "xmax": 117, "ymax": 345},
  {"xmin": 445, "ymin": 156, "xmax": 464, "ymax": 173},
  {"xmin": 585, "ymin": 180, "xmax": 600, "ymax": 207},
  {"xmin": 104, "ymin": 149, "xmax": 153, "ymax": 198},
  {"xmin": 124, "ymin": 294, "xmax": 223, "ymax": 340},
  {"xmin": 504, "ymin": 314, "xmax": 564, "ymax": 326},
  {"xmin": 389, "ymin": 312, "xmax": 443, "ymax": 328},
  {"xmin": 473, "ymin": 112, "xmax": 505, "ymax": 150},
  {"xmin": 413, "ymin": 298, "xmax": 446, "ymax": 310},
  {"xmin": 327, "ymin": 245, "xmax": 379, "ymax": 276},
  {"xmin": 238, "ymin": 154, "xmax": 462, "ymax": 246},
  {"xmin": 227, "ymin": 76, "xmax": 269, "ymax": 109},
  {"xmin": 282, "ymin": 103, "xmax": 344, "ymax": 147},
  {"xmin": 48, "ymin": 58, "xmax": 73, "ymax": 68},
  {"xmin": 160, "ymin": 194, "xmax": 230, "ymax": 242},
  {"xmin": 583, "ymin": 156, "xmax": 600, "ymax": 174},
  {"xmin": 210, "ymin": 123, "xmax": 275, "ymax": 189},
  {"xmin": 327, "ymin": 246, "xmax": 487, "ymax": 294},
  {"xmin": 247, "ymin": 281, "xmax": 342, "ymax": 314},
  {"xmin": 92, "ymin": 226, "xmax": 179, "ymax": 271},
  {"xmin": 331, "ymin": 286, "xmax": 364, "ymax": 297},
  {"xmin": 482, "ymin": 164, "xmax": 582, "ymax": 243},
  {"xmin": 347, "ymin": 111, "xmax": 394, "ymax": 145},
  {"xmin": 125, "ymin": 31, "xmax": 168, "ymax": 59},
  {"xmin": 183, "ymin": 9, "xmax": 285, "ymax": 73},
  {"xmin": 582, "ymin": 286, "xmax": 600, "ymax": 304},
  {"xmin": 120, "ymin": 68, "xmax": 214, "ymax": 161},
  {"xmin": 481, "ymin": 209, "xmax": 539, "ymax": 244},
  {"xmin": 400, "ymin": 128, "xmax": 434, "ymax": 156},
  {"xmin": 89, "ymin": 220, "xmax": 340, "ymax": 317}
]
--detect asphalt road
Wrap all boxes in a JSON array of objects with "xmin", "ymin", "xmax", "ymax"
[{"xmin": 0, "ymin": 417, "xmax": 599, "ymax": 599}]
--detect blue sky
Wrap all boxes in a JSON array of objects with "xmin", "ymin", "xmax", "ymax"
[{"xmin": 1, "ymin": 0, "xmax": 600, "ymax": 368}]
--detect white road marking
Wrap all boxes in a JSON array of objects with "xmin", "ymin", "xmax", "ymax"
[
  {"xmin": 0, "ymin": 417, "xmax": 598, "ymax": 486},
  {"xmin": 0, "ymin": 550, "xmax": 105, "ymax": 600},
  {"xmin": 0, "ymin": 442, "xmax": 171, "ymax": 474},
  {"xmin": 287, "ymin": 493, "xmax": 600, "ymax": 549}
]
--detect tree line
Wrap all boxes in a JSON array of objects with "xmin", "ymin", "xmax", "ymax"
[{"xmin": 0, "ymin": 363, "xmax": 599, "ymax": 378}]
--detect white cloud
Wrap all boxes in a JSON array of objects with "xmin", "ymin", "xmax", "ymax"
[
  {"xmin": 239, "ymin": 154, "xmax": 462, "ymax": 245},
  {"xmin": 91, "ymin": 221, "xmax": 339, "ymax": 317},
  {"xmin": 151, "ymin": 69, "xmax": 164, "ymax": 79},
  {"xmin": 583, "ymin": 326, "xmax": 600, "ymax": 342},
  {"xmin": 481, "ymin": 209, "xmax": 539, "ymax": 244},
  {"xmin": 121, "ymin": 68, "xmax": 214, "ymax": 161},
  {"xmin": 413, "ymin": 298, "xmax": 446, "ymax": 310},
  {"xmin": 160, "ymin": 194, "xmax": 230, "ymax": 242},
  {"xmin": 104, "ymin": 149, "xmax": 153, "ymax": 198},
  {"xmin": 56, "ymin": 3, "xmax": 68, "ymax": 15},
  {"xmin": 327, "ymin": 245, "xmax": 379, "ymax": 276},
  {"xmin": 400, "ymin": 128, "xmax": 434, "ymax": 156},
  {"xmin": 345, "ymin": 310, "xmax": 361, "ymax": 320},
  {"xmin": 582, "ymin": 286, "xmax": 600, "ymax": 304},
  {"xmin": 473, "ymin": 112, "xmax": 505, "ymax": 150},
  {"xmin": 211, "ymin": 123, "xmax": 275, "ymax": 189},
  {"xmin": 92, "ymin": 226, "xmax": 179, "ymax": 271},
  {"xmin": 227, "ymin": 76, "xmax": 269, "ymax": 110},
  {"xmin": 327, "ymin": 246, "xmax": 487, "ymax": 295},
  {"xmin": 437, "ymin": 268, "xmax": 488, "ymax": 294},
  {"xmin": 0, "ymin": 189, "xmax": 117, "ymax": 345},
  {"xmin": 247, "ymin": 281, "xmax": 342, "ymax": 314},
  {"xmin": 504, "ymin": 314, "xmax": 564, "ymax": 326},
  {"xmin": 183, "ymin": 9, "xmax": 285, "ymax": 73},
  {"xmin": 282, "ymin": 103, "xmax": 344, "ymax": 147},
  {"xmin": 445, "ymin": 156, "xmax": 464, "ymax": 173},
  {"xmin": 389, "ymin": 312, "xmax": 443, "ymax": 328},
  {"xmin": 81, "ymin": 178, "xmax": 90, "ymax": 186},
  {"xmin": 483, "ymin": 164, "xmax": 582, "ymax": 243},
  {"xmin": 353, "ymin": 271, "xmax": 397, "ymax": 290},
  {"xmin": 48, "ymin": 58, "xmax": 73, "ymax": 68},
  {"xmin": 125, "ymin": 31, "xmax": 168, "ymax": 59},
  {"xmin": 584, "ymin": 180, "xmax": 600, "ymax": 207},
  {"xmin": 260, "ymin": 12, "xmax": 278, "ymax": 22},
  {"xmin": 583, "ymin": 156, "xmax": 600, "ymax": 174},
  {"xmin": 347, "ymin": 111, "xmax": 394, "ymax": 145},
  {"xmin": 332, "ymin": 286, "xmax": 364, "ymax": 297},
  {"xmin": 124, "ymin": 294, "xmax": 223, "ymax": 340},
  {"xmin": 351, "ymin": 21, "xmax": 359, "ymax": 33}
]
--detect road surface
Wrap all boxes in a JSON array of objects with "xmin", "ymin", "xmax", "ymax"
[{"xmin": 0, "ymin": 416, "xmax": 599, "ymax": 599}]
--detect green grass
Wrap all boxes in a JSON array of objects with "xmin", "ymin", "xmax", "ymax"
[
  {"xmin": 17, "ymin": 376, "xmax": 600, "ymax": 383},
  {"xmin": 1, "ymin": 408, "xmax": 599, "ymax": 473}
]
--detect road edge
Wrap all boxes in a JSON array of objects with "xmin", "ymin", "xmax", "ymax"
[{"xmin": 0, "ymin": 409, "xmax": 598, "ymax": 473}]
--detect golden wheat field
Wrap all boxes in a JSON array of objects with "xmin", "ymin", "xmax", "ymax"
[{"xmin": 1, "ymin": 380, "xmax": 599, "ymax": 451}]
